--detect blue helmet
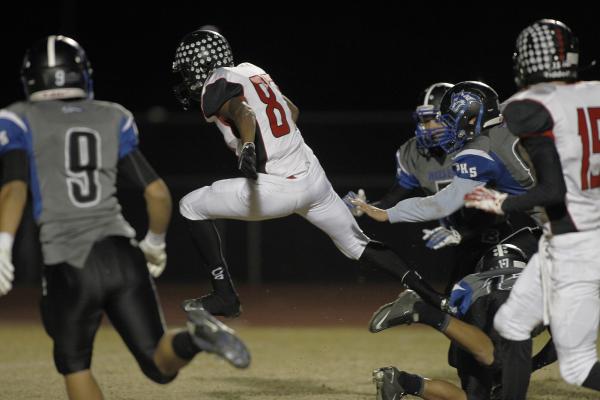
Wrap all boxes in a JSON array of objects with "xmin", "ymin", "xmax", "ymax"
[
  {"xmin": 414, "ymin": 82, "xmax": 453, "ymax": 151},
  {"xmin": 436, "ymin": 81, "xmax": 503, "ymax": 153}
]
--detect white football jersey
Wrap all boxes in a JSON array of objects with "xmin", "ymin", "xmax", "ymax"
[
  {"xmin": 508, "ymin": 81, "xmax": 600, "ymax": 231},
  {"xmin": 201, "ymin": 62, "xmax": 313, "ymax": 178}
]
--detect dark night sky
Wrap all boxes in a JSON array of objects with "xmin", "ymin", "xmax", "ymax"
[{"xmin": 1, "ymin": 4, "xmax": 597, "ymax": 112}]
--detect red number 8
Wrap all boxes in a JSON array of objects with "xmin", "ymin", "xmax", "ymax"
[{"xmin": 250, "ymin": 75, "xmax": 291, "ymax": 138}]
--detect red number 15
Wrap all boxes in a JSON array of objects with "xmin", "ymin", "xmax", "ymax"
[{"xmin": 578, "ymin": 107, "xmax": 600, "ymax": 190}]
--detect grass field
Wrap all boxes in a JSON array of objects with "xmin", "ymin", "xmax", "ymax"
[{"xmin": 0, "ymin": 323, "xmax": 597, "ymax": 400}]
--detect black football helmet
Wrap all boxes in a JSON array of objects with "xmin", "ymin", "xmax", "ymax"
[
  {"xmin": 414, "ymin": 82, "xmax": 453, "ymax": 150},
  {"xmin": 172, "ymin": 29, "xmax": 234, "ymax": 109},
  {"xmin": 475, "ymin": 243, "xmax": 528, "ymax": 273},
  {"xmin": 21, "ymin": 35, "xmax": 93, "ymax": 101},
  {"xmin": 514, "ymin": 19, "xmax": 579, "ymax": 89},
  {"xmin": 437, "ymin": 81, "xmax": 503, "ymax": 153}
]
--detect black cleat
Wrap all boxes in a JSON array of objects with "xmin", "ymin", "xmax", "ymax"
[
  {"xmin": 186, "ymin": 307, "xmax": 250, "ymax": 369},
  {"xmin": 182, "ymin": 292, "xmax": 241, "ymax": 318},
  {"xmin": 373, "ymin": 367, "xmax": 407, "ymax": 400},
  {"xmin": 369, "ymin": 290, "xmax": 421, "ymax": 333}
]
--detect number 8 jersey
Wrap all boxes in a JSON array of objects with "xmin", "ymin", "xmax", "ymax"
[
  {"xmin": 0, "ymin": 99, "xmax": 137, "ymax": 267},
  {"xmin": 201, "ymin": 62, "xmax": 314, "ymax": 178},
  {"xmin": 504, "ymin": 81, "xmax": 600, "ymax": 232}
]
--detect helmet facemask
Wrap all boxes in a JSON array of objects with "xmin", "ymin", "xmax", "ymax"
[{"xmin": 413, "ymin": 82, "xmax": 453, "ymax": 154}]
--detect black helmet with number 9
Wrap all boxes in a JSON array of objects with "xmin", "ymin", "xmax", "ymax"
[
  {"xmin": 21, "ymin": 35, "xmax": 93, "ymax": 101},
  {"xmin": 513, "ymin": 19, "xmax": 579, "ymax": 89},
  {"xmin": 172, "ymin": 29, "xmax": 234, "ymax": 109}
]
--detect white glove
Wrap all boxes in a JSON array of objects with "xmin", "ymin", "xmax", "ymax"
[
  {"xmin": 139, "ymin": 233, "xmax": 167, "ymax": 278},
  {"xmin": 342, "ymin": 189, "xmax": 367, "ymax": 217},
  {"xmin": 422, "ymin": 226, "xmax": 462, "ymax": 250},
  {"xmin": 464, "ymin": 186, "xmax": 507, "ymax": 215},
  {"xmin": 0, "ymin": 233, "xmax": 15, "ymax": 296}
]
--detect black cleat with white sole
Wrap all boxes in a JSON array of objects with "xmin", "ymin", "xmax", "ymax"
[
  {"xmin": 373, "ymin": 366, "xmax": 407, "ymax": 400},
  {"xmin": 187, "ymin": 307, "xmax": 250, "ymax": 368},
  {"xmin": 369, "ymin": 290, "xmax": 422, "ymax": 333}
]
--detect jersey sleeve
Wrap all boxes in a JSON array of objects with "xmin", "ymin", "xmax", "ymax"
[
  {"xmin": 503, "ymin": 99, "xmax": 554, "ymax": 138},
  {"xmin": 0, "ymin": 110, "xmax": 28, "ymax": 156},
  {"xmin": 118, "ymin": 110, "xmax": 139, "ymax": 159},
  {"xmin": 201, "ymin": 77, "xmax": 244, "ymax": 120},
  {"xmin": 395, "ymin": 146, "xmax": 420, "ymax": 189},
  {"xmin": 452, "ymin": 150, "xmax": 498, "ymax": 183}
]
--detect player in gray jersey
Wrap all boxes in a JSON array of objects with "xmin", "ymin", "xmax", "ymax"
[{"xmin": 0, "ymin": 35, "xmax": 250, "ymax": 400}]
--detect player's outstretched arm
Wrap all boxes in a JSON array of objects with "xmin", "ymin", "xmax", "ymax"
[{"xmin": 351, "ymin": 198, "xmax": 389, "ymax": 222}]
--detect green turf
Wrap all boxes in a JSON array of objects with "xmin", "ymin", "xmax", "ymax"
[{"xmin": 0, "ymin": 323, "xmax": 596, "ymax": 399}]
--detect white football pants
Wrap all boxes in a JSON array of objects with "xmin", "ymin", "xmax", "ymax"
[
  {"xmin": 494, "ymin": 230, "xmax": 600, "ymax": 386},
  {"xmin": 179, "ymin": 158, "xmax": 369, "ymax": 260}
]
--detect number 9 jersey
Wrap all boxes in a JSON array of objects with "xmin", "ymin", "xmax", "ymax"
[
  {"xmin": 0, "ymin": 100, "xmax": 138, "ymax": 267},
  {"xmin": 201, "ymin": 62, "xmax": 314, "ymax": 178}
]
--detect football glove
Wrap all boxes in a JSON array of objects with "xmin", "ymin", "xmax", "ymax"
[
  {"xmin": 139, "ymin": 236, "xmax": 167, "ymax": 278},
  {"xmin": 464, "ymin": 186, "xmax": 507, "ymax": 215},
  {"xmin": 342, "ymin": 189, "xmax": 367, "ymax": 217},
  {"xmin": 238, "ymin": 142, "xmax": 258, "ymax": 180},
  {"xmin": 422, "ymin": 226, "xmax": 462, "ymax": 250}
]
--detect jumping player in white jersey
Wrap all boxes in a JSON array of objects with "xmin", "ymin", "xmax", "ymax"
[
  {"xmin": 171, "ymin": 29, "xmax": 446, "ymax": 317},
  {"xmin": 465, "ymin": 19, "xmax": 600, "ymax": 397}
]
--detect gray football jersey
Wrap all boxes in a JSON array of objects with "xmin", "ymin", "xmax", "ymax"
[
  {"xmin": 395, "ymin": 137, "xmax": 456, "ymax": 194},
  {"xmin": 454, "ymin": 124, "xmax": 535, "ymax": 192},
  {"xmin": 3, "ymin": 99, "xmax": 138, "ymax": 267}
]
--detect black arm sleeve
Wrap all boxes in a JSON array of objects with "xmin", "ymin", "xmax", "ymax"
[
  {"xmin": 502, "ymin": 136, "xmax": 577, "ymax": 233},
  {"xmin": 502, "ymin": 136, "xmax": 566, "ymax": 212},
  {"xmin": 202, "ymin": 79, "xmax": 244, "ymax": 119},
  {"xmin": 503, "ymin": 100, "xmax": 554, "ymax": 137},
  {"xmin": 371, "ymin": 181, "xmax": 419, "ymax": 209},
  {"xmin": 117, "ymin": 149, "xmax": 160, "ymax": 190},
  {"xmin": 1, "ymin": 149, "xmax": 28, "ymax": 184}
]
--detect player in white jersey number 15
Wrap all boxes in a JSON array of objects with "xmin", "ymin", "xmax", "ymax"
[{"xmin": 465, "ymin": 19, "xmax": 600, "ymax": 397}]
